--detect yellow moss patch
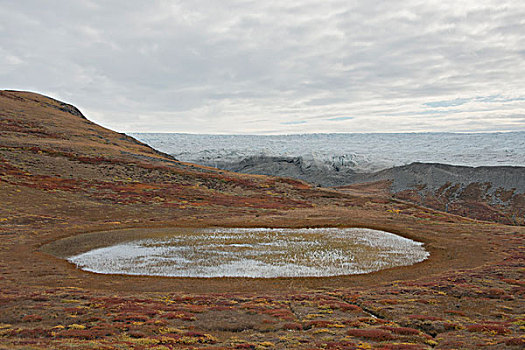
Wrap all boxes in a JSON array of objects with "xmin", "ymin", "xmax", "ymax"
[
  {"xmin": 157, "ymin": 327, "xmax": 184, "ymax": 334},
  {"xmin": 258, "ymin": 341, "xmax": 275, "ymax": 347},
  {"xmin": 425, "ymin": 339, "xmax": 438, "ymax": 346},
  {"xmin": 313, "ymin": 328, "xmax": 335, "ymax": 335},
  {"xmin": 68, "ymin": 324, "xmax": 86, "ymax": 330},
  {"xmin": 129, "ymin": 337, "xmax": 160, "ymax": 345},
  {"xmin": 327, "ymin": 323, "xmax": 345, "ymax": 328},
  {"xmin": 229, "ymin": 336, "xmax": 247, "ymax": 345}
]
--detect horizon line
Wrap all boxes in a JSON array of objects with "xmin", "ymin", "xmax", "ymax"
[{"xmin": 127, "ymin": 130, "xmax": 524, "ymax": 136}]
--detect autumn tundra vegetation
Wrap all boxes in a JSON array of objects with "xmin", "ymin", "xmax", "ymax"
[{"xmin": 0, "ymin": 90, "xmax": 523, "ymax": 349}]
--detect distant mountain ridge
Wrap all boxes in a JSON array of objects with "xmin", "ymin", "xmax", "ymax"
[
  {"xmin": 223, "ymin": 155, "xmax": 356, "ymax": 187},
  {"xmin": 355, "ymin": 162, "xmax": 525, "ymax": 225},
  {"xmin": 195, "ymin": 155, "xmax": 525, "ymax": 225},
  {"xmin": 356, "ymin": 162, "xmax": 525, "ymax": 193}
]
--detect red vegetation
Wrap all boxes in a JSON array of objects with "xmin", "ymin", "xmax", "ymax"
[
  {"xmin": 21, "ymin": 314, "xmax": 43, "ymax": 322},
  {"xmin": 346, "ymin": 328, "xmax": 396, "ymax": 340},
  {"xmin": 466, "ymin": 324, "xmax": 511, "ymax": 335},
  {"xmin": 7, "ymin": 328, "xmax": 52, "ymax": 338},
  {"xmin": 282, "ymin": 322, "xmax": 303, "ymax": 330},
  {"xmin": 379, "ymin": 326, "xmax": 420, "ymax": 335},
  {"xmin": 112, "ymin": 313, "xmax": 149, "ymax": 323},
  {"xmin": 319, "ymin": 300, "xmax": 362, "ymax": 312},
  {"xmin": 161, "ymin": 311, "xmax": 197, "ymax": 321},
  {"xmin": 444, "ymin": 309, "xmax": 466, "ymax": 316},
  {"xmin": 375, "ymin": 344, "xmax": 426, "ymax": 350},
  {"xmin": 260, "ymin": 308, "xmax": 295, "ymax": 321}
]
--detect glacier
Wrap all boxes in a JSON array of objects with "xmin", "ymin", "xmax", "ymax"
[{"xmin": 130, "ymin": 132, "xmax": 525, "ymax": 174}]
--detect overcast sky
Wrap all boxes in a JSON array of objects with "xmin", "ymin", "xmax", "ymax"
[{"xmin": 1, "ymin": 0, "xmax": 524, "ymax": 134}]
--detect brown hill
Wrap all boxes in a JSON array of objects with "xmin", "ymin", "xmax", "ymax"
[{"xmin": 1, "ymin": 90, "xmax": 354, "ymax": 229}]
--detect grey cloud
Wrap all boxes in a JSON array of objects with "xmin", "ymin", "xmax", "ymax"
[
  {"xmin": 281, "ymin": 121, "xmax": 307, "ymax": 125},
  {"xmin": 0, "ymin": 0, "xmax": 524, "ymax": 133}
]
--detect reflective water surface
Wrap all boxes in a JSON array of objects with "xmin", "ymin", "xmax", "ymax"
[{"xmin": 68, "ymin": 228, "xmax": 429, "ymax": 278}]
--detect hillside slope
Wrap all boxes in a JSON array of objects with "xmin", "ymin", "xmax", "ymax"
[
  {"xmin": 351, "ymin": 163, "xmax": 525, "ymax": 225},
  {"xmin": 1, "ymin": 90, "xmax": 355, "ymax": 229}
]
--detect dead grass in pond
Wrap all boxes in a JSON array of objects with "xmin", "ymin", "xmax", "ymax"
[{"xmin": 67, "ymin": 228, "xmax": 428, "ymax": 278}]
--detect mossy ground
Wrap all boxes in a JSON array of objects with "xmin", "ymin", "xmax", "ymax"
[{"xmin": 0, "ymin": 91, "xmax": 523, "ymax": 349}]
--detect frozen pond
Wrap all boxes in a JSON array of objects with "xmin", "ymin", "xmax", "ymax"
[{"xmin": 68, "ymin": 228, "xmax": 429, "ymax": 278}]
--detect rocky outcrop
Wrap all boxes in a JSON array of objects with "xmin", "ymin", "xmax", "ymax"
[
  {"xmin": 210, "ymin": 156, "xmax": 525, "ymax": 225},
  {"xmin": 356, "ymin": 162, "xmax": 524, "ymax": 193},
  {"xmin": 353, "ymin": 163, "xmax": 525, "ymax": 225},
  {"xmin": 221, "ymin": 155, "xmax": 355, "ymax": 187}
]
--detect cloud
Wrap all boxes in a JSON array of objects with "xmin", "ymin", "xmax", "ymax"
[
  {"xmin": 281, "ymin": 121, "xmax": 307, "ymax": 125},
  {"xmin": 0, "ymin": 0, "xmax": 524, "ymax": 134}
]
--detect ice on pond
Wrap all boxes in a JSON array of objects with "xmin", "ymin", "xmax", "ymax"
[{"xmin": 68, "ymin": 228, "xmax": 429, "ymax": 278}]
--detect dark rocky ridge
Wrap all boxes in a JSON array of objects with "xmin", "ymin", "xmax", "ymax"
[
  {"xmin": 207, "ymin": 155, "xmax": 525, "ymax": 192},
  {"xmin": 355, "ymin": 162, "xmax": 525, "ymax": 193},
  {"xmin": 206, "ymin": 156, "xmax": 525, "ymax": 225},
  {"xmin": 355, "ymin": 163, "xmax": 525, "ymax": 225},
  {"xmin": 221, "ymin": 155, "xmax": 355, "ymax": 187},
  {"xmin": 3, "ymin": 90, "xmax": 86, "ymax": 119}
]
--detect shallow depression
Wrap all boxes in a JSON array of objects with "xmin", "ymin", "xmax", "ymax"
[{"xmin": 68, "ymin": 228, "xmax": 429, "ymax": 278}]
